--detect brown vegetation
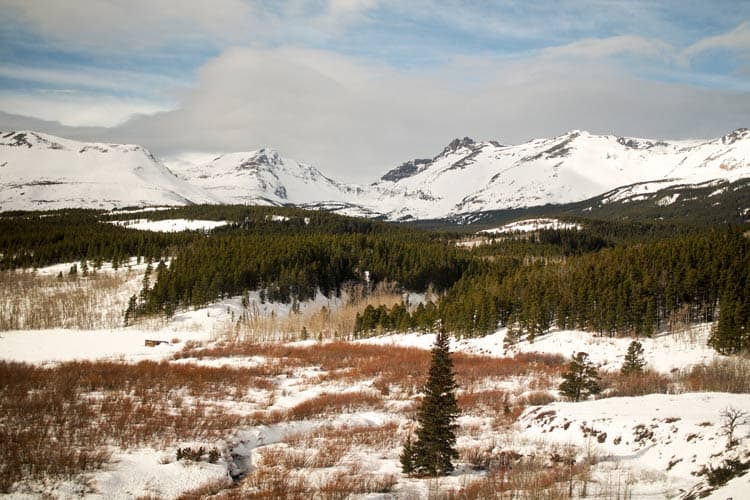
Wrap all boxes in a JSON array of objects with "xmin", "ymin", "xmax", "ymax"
[
  {"xmin": 3, "ymin": 327, "xmax": 748, "ymax": 497},
  {"xmin": 0, "ymin": 359, "xmax": 265, "ymax": 492},
  {"xmin": 0, "ymin": 268, "xmax": 139, "ymax": 330},
  {"xmin": 220, "ymin": 282, "xmax": 405, "ymax": 343}
]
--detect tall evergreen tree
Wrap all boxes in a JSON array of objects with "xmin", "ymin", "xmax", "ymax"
[
  {"xmin": 621, "ymin": 340, "xmax": 646, "ymax": 375},
  {"xmin": 559, "ymin": 352, "xmax": 601, "ymax": 402},
  {"xmin": 404, "ymin": 331, "xmax": 460, "ymax": 476}
]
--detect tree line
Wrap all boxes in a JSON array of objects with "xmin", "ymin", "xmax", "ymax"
[
  {"xmin": 134, "ymin": 232, "xmax": 469, "ymax": 318},
  {"xmin": 355, "ymin": 227, "xmax": 750, "ymax": 353},
  {"xmin": 2, "ymin": 208, "xmax": 747, "ymax": 354}
]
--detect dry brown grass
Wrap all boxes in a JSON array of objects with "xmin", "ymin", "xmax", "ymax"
[
  {"xmin": 451, "ymin": 452, "xmax": 590, "ymax": 499},
  {"xmin": 0, "ymin": 267, "xmax": 140, "ymax": 330},
  {"xmin": 224, "ymin": 466, "xmax": 397, "ymax": 499},
  {"xmin": 0, "ymin": 359, "xmax": 269, "ymax": 492},
  {"xmin": 458, "ymin": 389, "xmax": 511, "ymax": 415},
  {"xmin": 176, "ymin": 341, "xmax": 566, "ymax": 400},
  {"xmin": 286, "ymin": 421, "xmax": 401, "ymax": 451},
  {"xmin": 175, "ymin": 477, "xmax": 234, "ymax": 500},
  {"xmin": 286, "ymin": 391, "xmax": 384, "ymax": 420}
]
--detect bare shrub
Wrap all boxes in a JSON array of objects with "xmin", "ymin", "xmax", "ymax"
[
  {"xmin": 175, "ymin": 477, "xmax": 233, "ymax": 499},
  {"xmin": 679, "ymin": 357, "xmax": 750, "ymax": 393},
  {"xmin": 257, "ymin": 446, "xmax": 312, "ymax": 469},
  {"xmin": 459, "ymin": 444, "xmax": 496, "ymax": 471},
  {"xmin": 450, "ymin": 451, "xmax": 587, "ymax": 499},
  {"xmin": 176, "ymin": 341, "xmax": 566, "ymax": 400},
  {"xmin": 720, "ymin": 406, "xmax": 749, "ymax": 449},
  {"xmin": 458, "ymin": 389, "xmax": 510, "ymax": 415},
  {"xmin": 238, "ymin": 467, "xmax": 309, "ymax": 499},
  {"xmin": 221, "ymin": 283, "xmax": 404, "ymax": 343},
  {"xmin": 286, "ymin": 421, "xmax": 400, "ymax": 452},
  {"xmin": 317, "ymin": 470, "xmax": 397, "ymax": 498},
  {"xmin": 520, "ymin": 391, "xmax": 557, "ymax": 406},
  {"xmin": 0, "ymin": 359, "xmax": 264, "ymax": 492},
  {"xmin": 600, "ymin": 369, "xmax": 673, "ymax": 397},
  {"xmin": 454, "ymin": 352, "xmax": 566, "ymax": 387},
  {"xmin": 286, "ymin": 391, "xmax": 383, "ymax": 420},
  {"xmin": 0, "ymin": 268, "xmax": 140, "ymax": 330}
]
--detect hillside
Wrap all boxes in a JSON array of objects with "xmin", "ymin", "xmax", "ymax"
[
  {"xmin": 371, "ymin": 128, "xmax": 750, "ymax": 220},
  {"xmin": 169, "ymin": 148, "xmax": 364, "ymax": 207},
  {"xmin": 0, "ymin": 131, "xmax": 219, "ymax": 212}
]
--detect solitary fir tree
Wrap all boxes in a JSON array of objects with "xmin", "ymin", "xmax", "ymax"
[
  {"xmin": 559, "ymin": 352, "xmax": 601, "ymax": 402},
  {"xmin": 402, "ymin": 330, "xmax": 459, "ymax": 476},
  {"xmin": 621, "ymin": 340, "xmax": 646, "ymax": 375}
]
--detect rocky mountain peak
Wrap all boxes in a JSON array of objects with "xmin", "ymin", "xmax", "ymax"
[
  {"xmin": 253, "ymin": 148, "xmax": 282, "ymax": 166},
  {"xmin": 1, "ymin": 131, "xmax": 66, "ymax": 150},
  {"xmin": 722, "ymin": 128, "xmax": 750, "ymax": 145},
  {"xmin": 440, "ymin": 137, "xmax": 476, "ymax": 157},
  {"xmin": 379, "ymin": 158, "xmax": 432, "ymax": 183}
]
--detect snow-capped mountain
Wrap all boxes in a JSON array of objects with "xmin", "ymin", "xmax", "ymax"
[
  {"xmin": 0, "ymin": 131, "xmax": 220, "ymax": 211},
  {"xmin": 1, "ymin": 128, "xmax": 749, "ymax": 220},
  {"xmin": 369, "ymin": 128, "xmax": 750, "ymax": 220},
  {"xmin": 168, "ymin": 148, "xmax": 364, "ymax": 207}
]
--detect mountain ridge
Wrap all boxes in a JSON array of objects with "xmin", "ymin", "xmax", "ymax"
[{"xmin": 1, "ymin": 128, "xmax": 749, "ymax": 220}]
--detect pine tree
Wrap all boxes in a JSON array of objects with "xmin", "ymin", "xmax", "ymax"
[
  {"xmin": 404, "ymin": 331, "xmax": 460, "ymax": 476},
  {"xmin": 559, "ymin": 352, "xmax": 601, "ymax": 402},
  {"xmin": 124, "ymin": 294, "xmax": 138, "ymax": 326},
  {"xmin": 399, "ymin": 434, "xmax": 415, "ymax": 475},
  {"xmin": 621, "ymin": 340, "xmax": 646, "ymax": 375}
]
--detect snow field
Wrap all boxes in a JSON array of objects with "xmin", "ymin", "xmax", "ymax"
[
  {"xmin": 1, "ymin": 276, "xmax": 749, "ymax": 498},
  {"xmin": 108, "ymin": 218, "xmax": 229, "ymax": 232},
  {"xmin": 479, "ymin": 218, "xmax": 582, "ymax": 235}
]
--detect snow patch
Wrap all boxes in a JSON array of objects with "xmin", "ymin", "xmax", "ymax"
[
  {"xmin": 479, "ymin": 218, "xmax": 582, "ymax": 235},
  {"xmin": 109, "ymin": 218, "xmax": 228, "ymax": 232}
]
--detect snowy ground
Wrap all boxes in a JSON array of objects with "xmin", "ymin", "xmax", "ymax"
[
  {"xmin": 480, "ymin": 218, "xmax": 582, "ymax": 235},
  {"xmin": 360, "ymin": 324, "xmax": 718, "ymax": 373},
  {"xmin": 108, "ymin": 218, "xmax": 229, "ymax": 232},
  {"xmin": 457, "ymin": 217, "xmax": 582, "ymax": 247},
  {"xmin": 1, "ymin": 271, "xmax": 749, "ymax": 498}
]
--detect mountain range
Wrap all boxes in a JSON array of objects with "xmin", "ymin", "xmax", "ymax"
[{"xmin": 1, "ymin": 128, "xmax": 749, "ymax": 222}]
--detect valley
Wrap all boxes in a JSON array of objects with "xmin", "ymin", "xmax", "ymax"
[{"xmin": 0, "ymin": 206, "xmax": 748, "ymax": 498}]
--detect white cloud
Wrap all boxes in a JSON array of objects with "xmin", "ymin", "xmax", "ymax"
[
  {"xmin": 101, "ymin": 46, "xmax": 749, "ymax": 183},
  {"xmin": 327, "ymin": 0, "xmax": 378, "ymax": 18},
  {"xmin": 684, "ymin": 22, "xmax": 750, "ymax": 58},
  {"xmin": 0, "ymin": 91, "xmax": 172, "ymax": 127},
  {"xmin": 543, "ymin": 35, "xmax": 674, "ymax": 62},
  {"xmin": 0, "ymin": 64, "xmax": 185, "ymax": 96},
  {"xmin": 0, "ymin": 0, "xmax": 381, "ymax": 53},
  {"xmin": 0, "ymin": 0, "xmax": 256, "ymax": 50}
]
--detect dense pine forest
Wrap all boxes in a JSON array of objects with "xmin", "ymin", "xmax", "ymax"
[{"xmin": 2, "ymin": 206, "xmax": 748, "ymax": 354}]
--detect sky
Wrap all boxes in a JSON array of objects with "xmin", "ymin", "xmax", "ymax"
[{"xmin": 0, "ymin": 0, "xmax": 749, "ymax": 183}]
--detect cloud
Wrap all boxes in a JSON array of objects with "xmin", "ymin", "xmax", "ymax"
[
  {"xmin": 0, "ymin": 0, "xmax": 381, "ymax": 54},
  {"xmin": 0, "ymin": 91, "xmax": 171, "ymax": 127},
  {"xmin": 0, "ymin": 0, "xmax": 256, "ymax": 50},
  {"xmin": 94, "ymin": 46, "xmax": 749, "ymax": 183},
  {"xmin": 543, "ymin": 35, "xmax": 674, "ymax": 62},
  {"xmin": 684, "ymin": 22, "xmax": 750, "ymax": 58},
  {"xmin": 1, "ymin": 3, "xmax": 748, "ymax": 182},
  {"xmin": 0, "ymin": 64, "xmax": 185, "ymax": 97}
]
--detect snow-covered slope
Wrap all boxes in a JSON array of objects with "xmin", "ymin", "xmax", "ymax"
[
  {"xmin": 0, "ymin": 131, "xmax": 220, "ymax": 211},
  {"xmin": 369, "ymin": 128, "xmax": 750, "ymax": 220},
  {"xmin": 3, "ymin": 128, "xmax": 750, "ymax": 219},
  {"xmin": 169, "ymin": 148, "xmax": 365, "ymax": 207}
]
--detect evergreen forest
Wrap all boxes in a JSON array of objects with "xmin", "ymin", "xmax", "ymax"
[{"xmin": 2, "ymin": 205, "xmax": 748, "ymax": 354}]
